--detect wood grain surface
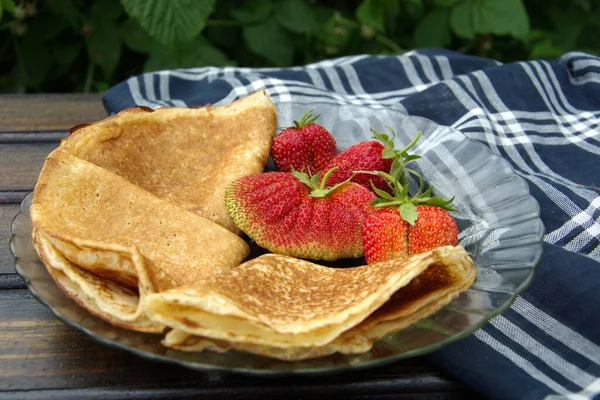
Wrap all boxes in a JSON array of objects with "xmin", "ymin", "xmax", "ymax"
[
  {"xmin": 0, "ymin": 94, "xmax": 106, "ymax": 133},
  {"xmin": 0, "ymin": 94, "xmax": 481, "ymax": 399}
]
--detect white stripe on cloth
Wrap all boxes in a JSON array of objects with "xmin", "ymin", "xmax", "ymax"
[
  {"xmin": 157, "ymin": 71, "xmax": 186, "ymax": 106},
  {"xmin": 474, "ymin": 329, "xmax": 573, "ymax": 395},
  {"xmin": 396, "ymin": 56, "xmax": 430, "ymax": 91},
  {"xmin": 434, "ymin": 55, "xmax": 454, "ymax": 80},
  {"xmin": 513, "ymin": 297, "xmax": 600, "ymax": 365},
  {"xmin": 521, "ymin": 62, "xmax": 600, "ymax": 154},
  {"xmin": 544, "ymin": 196, "xmax": 600, "ymax": 254},
  {"xmin": 544, "ymin": 379, "xmax": 600, "ymax": 400},
  {"xmin": 340, "ymin": 64, "xmax": 368, "ymax": 95},
  {"xmin": 305, "ymin": 68, "xmax": 326, "ymax": 90},
  {"xmin": 490, "ymin": 315, "xmax": 597, "ymax": 388},
  {"xmin": 415, "ymin": 55, "xmax": 441, "ymax": 83},
  {"xmin": 590, "ymin": 244, "xmax": 600, "ymax": 260},
  {"xmin": 126, "ymin": 78, "xmax": 162, "ymax": 108},
  {"xmin": 143, "ymin": 74, "xmax": 157, "ymax": 103}
]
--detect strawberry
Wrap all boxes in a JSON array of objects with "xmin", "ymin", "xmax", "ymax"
[
  {"xmin": 363, "ymin": 205, "xmax": 458, "ymax": 263},
  {"xmin": 226, "ymin": 168, "xmax": 375, "ymax": 261},
  {"xmin": 270, "ymin": 109, "xmax": 337, "ymax": 174},
  {"xmin": 360, "ymin": 132, "xmax": 458, "ymax": 264},
  {"xmin": 362, "ymin": 207, "xmax": 409, "ymax": 263},
  {"xmin": 407, "ymin": 205, "xmax": 458, "ymax": 254},
  {"xmin": 322, "ymin": 127, "xmax": 420, "ymax": 193}
]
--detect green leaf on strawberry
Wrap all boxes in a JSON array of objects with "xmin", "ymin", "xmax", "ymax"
[
  {"xmin": 399, "ymin": 202, "xmax": 418, "ymax": 225},
  {"xmin": 360, "ymin": 130, "xmax": 459, "ymax": 264}
]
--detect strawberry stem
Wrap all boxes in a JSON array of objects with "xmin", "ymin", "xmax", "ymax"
[
  {"xmin": 319, "ymin": 167, "xmax": 338, "ymax": 191},
  {"xmin": 293, "ymin": 109, "xmax": 321, "ymax": 128},
  {"xmin": 356, "ymin": 130, "xmax": 456, "ymax": 223},
  {"xmin": 292, "ymin": 167, "xmax": 353, "ymax": 198}
]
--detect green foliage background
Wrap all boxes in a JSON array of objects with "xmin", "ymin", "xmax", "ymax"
[{"xmin": 1, "ymin": 0, "xmax": 598, "ymax": 93}]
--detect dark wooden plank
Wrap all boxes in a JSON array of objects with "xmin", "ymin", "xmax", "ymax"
[
  {"xmin": 0, "ymin": 289, "xmax": 480, "ymax": 398},
  {"xmin": 0, "ymin": 132, "xmax": 67, "ymax": 143},
  {"xmin": 0, "ymin": 143, "xmax": 57, "ymax": 193},
  {"xmin": 0, "ymin": 275, "xmax": 25, "ymax": 289},
  {"xmin": 1, "ymin": 204, "xmax": 20, "ymax": 275},
  {"xmin": 0, "ymin": 190, "xmax": 29, "ymax": 204},
  {"xmin": 0, "ymin": 94, "xmax": 106, "ymax": 133}
]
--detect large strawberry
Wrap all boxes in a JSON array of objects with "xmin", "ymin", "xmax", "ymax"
[
  {"xmin": 270, "ymin": 109, "xmax": 337, "ymax": 174},
  {"xmin": 323, "ymin": 127, "xmax": 421, "ymax": 193},
  {"xmin": 363, "ymin": 205, "xmax": 458, "ymax": 264},
  {"xmin": 361, "ymin": 138, "xmax": 458, "ymax": 263},
  {"xmin": 226, "ymin": 168, "xmax": 375, "ymax": 261}
]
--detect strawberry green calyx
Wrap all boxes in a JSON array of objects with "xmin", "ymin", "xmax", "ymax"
[
  {"xmin": 356, "ymin": 130, "xmax": 454, "ymax": 225},
  {"xmin": 292, "ymin": 109, "xmax": 321, "ymax": 129},
  {"xmin": 370, "ymin": 127, "xmax": 423, "ymax": 185},
  {"xmin": 292, "ymin": 167, "xmax": 352, "ymax": 198},
  {"xmin": 370, "ymin": 126, "xmax": 398, "ymax": 160},
  {"xmin": 364, "ymin": 169, "xmax": 455, "ymax": 225}
]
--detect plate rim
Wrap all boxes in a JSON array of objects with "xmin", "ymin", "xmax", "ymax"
[{"xmin": 9, "ymin": 105, "xmax": 545, "ymax": 376}]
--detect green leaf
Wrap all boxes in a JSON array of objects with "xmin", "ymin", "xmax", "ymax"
[
  {"xmin": 27, "ymin": 13, "xmax": 69, "ymax": 43},
  {"xmin": 46, "ymin": 0, "xmax": 81, "ymax": 29},
  {"xmin": 372, "ymin": 184, "xmax": 396, "ymax": 201},
  {"xmin": 85, "ymin": 21, "xmax": 122, "ymax": 78},
  {"xmin": 18, "ymin": 35, "xmax": 53, "ymax": 88},
  {"xmin": 275, "ymin": 0, "xmax": 319, "ymax": 34},
  {"xmin": 450, "ymin": 0, "xmax": 529, "ymax": 40},
  {"xmin": 91, "ymin": 0, "xmax": 123, "ymax": 22},
  {"xmin": 382, "ymin": 148, "xmax": 396, "ymax": 159},
  {"xmin": 356, "ymin": 0, "xmax": 385, "ymax": 32},
  {"xmin": 403, "ymin": 154, "xmax": 422, "ymax": 163},
  {"xmin": 53, "ymin": 42, "xmax": 83, "ymax": 67},
  {"xmin": 122, "ymin": 18, "xmax": 160, "ymax": 53},
  {"xmin": 144, "ymin": 39, "xmax": 234, "ymax": 72},
  {"xmin": 434, "ymin": 0, "xmax": 461, "ymax": 7},
  {"xmin": 3, "ymin": 0, "xmax": 15, "ymax": 14},
  {"xmin": 548, "ymin": 7, "xmax": 587, "ymax": 49},
  {"xmin": 414, "ymin": 8, "xmax": 451, "ymax": 48},
  {"xmin": 372, "ymin": 198, "xmax": 391, "ymax": 207},
  {"xmin": 399, "ymin": 203, "xmax": 418, "ymax": 225},
  {"xmin": 403, "ymin": 0, "xmax": 425, "ymax": 20},
  {"xmin": 449, "ymin": 0, "xmax": 475, "ymax": 39},
  {"xmin": 230, "ymin": 0, "xmax": 272, "ymax": 23},
  {"xmin": 529, "ymin": 40, "xmax": 565, "ymax": 60},
  {"xmin": 243, "ymin": 22, "xmax": 294, "ymax": 66},
  {"xmin": 122, "ymin": 0, "xmax": 216, "ymax": 45}
]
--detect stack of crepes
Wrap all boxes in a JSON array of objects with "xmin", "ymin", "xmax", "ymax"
[
  {"xmin": 30, "ymin": 90, "xmax": 277, "ymax": 332},
  {"xmin": 145, "ymin": 247, "xmax": 475, "ymax": 360},
  {"xmin": 30, "ymin": 89, "xmax": 477, "ymax": 360}
]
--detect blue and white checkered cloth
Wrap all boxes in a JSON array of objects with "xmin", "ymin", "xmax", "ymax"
[{"xmin": 103, "ymin": 49, "xmax": 600, "ymax": 400}]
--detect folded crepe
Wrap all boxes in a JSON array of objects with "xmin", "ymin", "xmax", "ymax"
[
  {"xmin": 30, "ymin": 154, "xmax": 250, "ymax": 332},
  {"xmin": 54, "ymin": 90, "xmax": 277, "ymax": 234},
  {"xmin": 143, "ymin": 246, "xmax": 476, "ymax": 359}
]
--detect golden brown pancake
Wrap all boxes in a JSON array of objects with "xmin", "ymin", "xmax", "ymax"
[
  {"xmin": 31, "ymin": 154, "xmax": 250, "ymax": 332},
  {"xmin": 54, "ymin": 90, "xmax": 277, "ymax": 234},
  {"xmin": 143, "ymin": 246, "xmax": 475, "ymax": 358}
]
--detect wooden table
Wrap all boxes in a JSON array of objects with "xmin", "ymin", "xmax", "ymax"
[{"xmin": 0, "ymin": 94, "xmax": 482, "ymax": 399}]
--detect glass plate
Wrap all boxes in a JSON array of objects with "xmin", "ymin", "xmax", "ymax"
[{"xmin": 10, "ymin": 102, "xmax": 544, "ymax": 375}]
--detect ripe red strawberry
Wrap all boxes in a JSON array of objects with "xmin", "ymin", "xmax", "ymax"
[
  {"xmin": 323, "ymin": 127, "xmax": 419, "ymax": 193},
  {"xmin": 226, "ymin": 168, "xmax": 375, "ymax": 261},
  {"xmin": 407, "ymin": 205, "xmax": 458, "ymax": 254},
  {"xmin": 363, "ymin": 205, "xmax": 458, "ymax": 264},
  {"xmin": 362, "ymin": 207, "xmax": 409, "ymax": 263},
  {"xmin": 270, "ymin": 109, "xmax": 337, "ymax": 174},
  {"xmin": 360, "ymin": 131, "xmax": 458, "ymax": 264}
]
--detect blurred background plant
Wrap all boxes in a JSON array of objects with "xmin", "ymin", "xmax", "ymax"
[{"xmin": 0, "ymin": 0, "xmax": 598, "ymax": 93}]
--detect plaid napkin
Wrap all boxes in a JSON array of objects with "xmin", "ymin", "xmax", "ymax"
[{"xmin": 103, "ymin": 49, "xmax": 600, "ymax": 400}]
